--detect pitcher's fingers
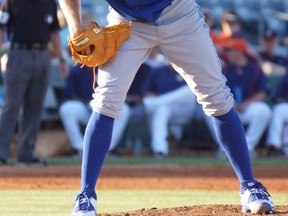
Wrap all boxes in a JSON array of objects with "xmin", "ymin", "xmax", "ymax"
[
  {"xmin": 85, "ymin": 46, "xmax": 92, "ymax": 55},
  {"xmin": 80, "ymin": 47, "xmax": 92, "ymax": 55}
]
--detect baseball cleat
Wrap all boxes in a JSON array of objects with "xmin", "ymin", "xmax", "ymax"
[
  {"xmin": 240, "ymin": 180, "xmax": 274, "ymax": 214},
  {"xmin": 71, "ymin": 194, "xmax": 97, "ymax": 216}
]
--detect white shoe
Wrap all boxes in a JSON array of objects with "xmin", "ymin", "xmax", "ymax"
[
  {"xmin": 71, "ymin": 194, "xmax": 97, "ymax": 216},
  {"xmin": 240, "ymin": 180, "xmax": 274, "ymax": 214}
]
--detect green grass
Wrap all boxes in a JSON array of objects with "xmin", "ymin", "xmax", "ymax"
[
  {"xmin": 1, "ymin": 156, "xmax": 286, "ymax": 215},
  {"xmin": 0, "ymin": 190, "xmax": 74, "ymax": 216},
  {"xmin": 0, "ymin": 190, "xmax": 287, "ymax": 216}
]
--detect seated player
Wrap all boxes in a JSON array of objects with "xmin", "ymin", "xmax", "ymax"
[
  {"xmin": 59, "ymin": 65, "xmax": 94, "ymax": 155},
  {"xmin": 266, "ymin": 72, "xmax": 288, "ymax": 157},
  {"xmin": 222, "ymin": 38, "xmax": 271, "ymax": 156},
  {"xmin": 141, "ymin": 65, "xmax": 197, "ymax": 156}
]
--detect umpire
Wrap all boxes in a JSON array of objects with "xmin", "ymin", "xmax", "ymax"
[{"xmin": 0, "ymin": 0, "xmax": 68, "ymax": 166}]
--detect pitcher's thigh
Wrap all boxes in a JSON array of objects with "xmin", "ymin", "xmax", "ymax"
[
  {"xmin": 162, "ymin": 28, "xmax": 233, "ymax": 117},
  {"xmin": 91, "ymin": 48, "xmax": 152, "ymax": 118}
]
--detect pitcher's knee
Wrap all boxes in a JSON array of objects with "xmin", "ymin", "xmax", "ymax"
[
  {"xmin": 90, "ymin": 99, "xmax": 123, "ymax": 119},
  {"xmin": 202, "ymin": 93, "xmax": 234, "ymax": 117}
]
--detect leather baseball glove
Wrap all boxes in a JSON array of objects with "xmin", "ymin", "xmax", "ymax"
[{"xmin": 68, "ymin": 21, "xmax": 131, "ymax": 68}]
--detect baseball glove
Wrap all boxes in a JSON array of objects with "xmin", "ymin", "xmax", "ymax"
[{"xmin": 68, "ymin": 21, "xmax": 131, "ymax": 68}]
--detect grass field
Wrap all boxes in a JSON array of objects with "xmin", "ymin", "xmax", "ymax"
[
  {"xmin": 0, "ymin": 190, "xmax": 287, "ymax": 216},
  {"xmin": 0, "ymin": 156, "xmax": 287, "ymax": 216}
]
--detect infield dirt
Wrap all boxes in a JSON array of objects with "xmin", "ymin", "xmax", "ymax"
[{"xmin": 0, "ymin": 165, "xmax": 287, "ymax": 215}]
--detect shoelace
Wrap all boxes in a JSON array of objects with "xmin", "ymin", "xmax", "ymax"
[
  {"xmin": 78, "ymin": 194, "xmax": 91, "ymax": 211},
  {"xmin": 249, "ymin": 182, "xmax": 271, "ymax": 200}
]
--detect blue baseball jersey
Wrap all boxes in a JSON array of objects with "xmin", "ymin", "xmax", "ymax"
[
  {"xmin": 223, "ymin": 61, "xmax": 268, "ymax": 102},
  {"xmin": 105, "ymin": 0, "xmax": 173, "ymax": 24},
  {"xmin": 272, "ymin": 72, "xmax": 288, "ymax": 101},
  {"xmin": 62, "ymin": 65, "xmax": 94, "ymax": 103},
  {"xmin": 142, "ymin": 65, "xmax": 186, "ymax": 95},
  {"xmin": 127, "ymin": 62, "xmax": 152, "ymax": 96}
]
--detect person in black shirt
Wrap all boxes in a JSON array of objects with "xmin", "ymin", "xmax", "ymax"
[{"xmin": 0, "ymin": 0, "xmax": 68, "ymax": 166}]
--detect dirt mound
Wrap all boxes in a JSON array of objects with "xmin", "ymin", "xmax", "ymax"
[{"xmin": 99, "ymin": 205, "xmax": 288, "ymax": 216}]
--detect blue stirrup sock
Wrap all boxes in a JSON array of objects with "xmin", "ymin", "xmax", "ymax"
[
  {"xmin": 212, "ymin": 108, "xmax": 254, "ymax": 183},
  {"xmin": 79, "ymin": 109, "xmax": 253, "ymax": 196},
  {"xmin": 80, "ymin": 112, "xmax": 114, "ymax": 198}
]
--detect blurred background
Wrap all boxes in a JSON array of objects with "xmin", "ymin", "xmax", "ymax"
[{"xmin": 1, "ymin": 0, "xmax": 288, "ymax": 160}]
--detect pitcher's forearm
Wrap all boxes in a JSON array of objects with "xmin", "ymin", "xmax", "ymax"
[{"xmin": 58, "ymin": 0, "xmax": 84, "ymax": 37}]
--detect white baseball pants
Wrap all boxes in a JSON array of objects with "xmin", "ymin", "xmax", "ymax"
[
  {"xmin": 90, "ymin": 0, "xmax": 234, "ymax": 119},
  {"xmin": 109, "ymin": 103, "xmax": 131, "ymax": 150},
  {"xmin": 267, "ymin": 103, "xmax": 288, "ymax": 149},
  {"xmin": 237, "ymin": 102, "xmax": 271, "ymax": 152},
  {"xmin": 60, "ymin": 100, "xmax": 135, "ymax": 151},
  {"xmin": 59, "ymin": 100, "xmax": 91, "ymax": 151},
  {"xmin": 205, "ymin": 101, "xmax": 271, "ymax": 152},
  {"xmin": 143, "ymin": 85, "xmax": 197, "ymax": 155}
]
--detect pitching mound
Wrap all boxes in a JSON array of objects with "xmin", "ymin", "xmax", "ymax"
[{"xmin": 99, "ymin": 205, "xmax": 288, "ymax": 216}]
